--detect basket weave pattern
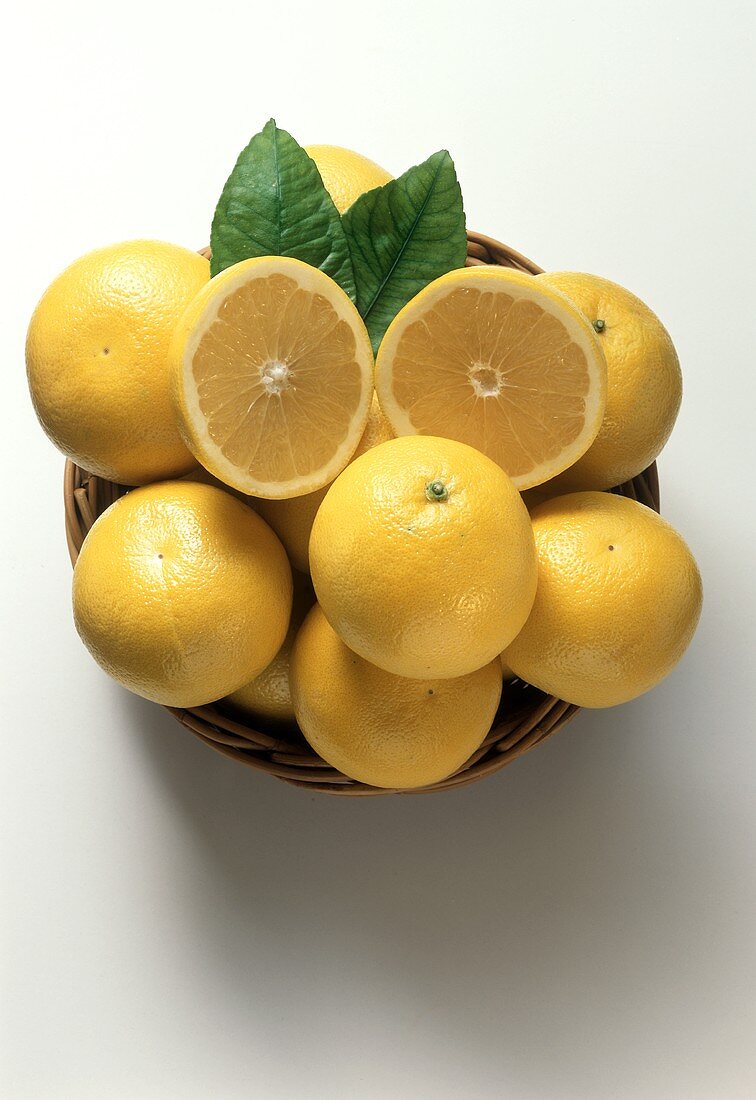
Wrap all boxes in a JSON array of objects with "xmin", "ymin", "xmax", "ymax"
[{"xmin": 63, "ymin": 232, "xmax": 661, "ymax": 796}]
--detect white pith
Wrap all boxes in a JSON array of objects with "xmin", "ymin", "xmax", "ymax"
[
  {"xmin": 260, "ymin": 361, "xmax": 292, "ymax": 396},
  {"xmin": 469, "ymin": 362, "xmax": 504, "ymax": 398}
]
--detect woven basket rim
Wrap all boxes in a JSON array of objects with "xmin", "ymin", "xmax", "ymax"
[{"xmin": 62, "ymin": 231, "xmax": 661, "ymax": 795}]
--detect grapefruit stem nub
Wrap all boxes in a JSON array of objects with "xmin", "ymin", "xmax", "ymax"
[{"xmin": 426, "ymin": 480, "xmax": 449, "ymax": 502}]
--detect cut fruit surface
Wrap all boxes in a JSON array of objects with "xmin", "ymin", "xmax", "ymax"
[
  {"xmin": 375, "ymin": 266, "xmax": 607, "ymax": 490},
  {"xmin": 171, "ymin": 256, "xmax": 374, "ymax": 498}
]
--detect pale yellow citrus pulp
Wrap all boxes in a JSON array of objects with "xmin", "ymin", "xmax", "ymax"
[
  {"xmin": 171, "ymin": 256, "xmax": 374, "ymax": 499},
  {"xmin": 375, "ymin": 266, "xmax": 607, "ymax": 489}
]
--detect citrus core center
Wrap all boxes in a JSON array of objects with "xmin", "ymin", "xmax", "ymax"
[
  {"xmin": 469, "ymin": 363, "xmax": 502, "ymax": 398},
  {"xmin": 261, "ymin": 361, "xmax": 291, "ymax": 395}
]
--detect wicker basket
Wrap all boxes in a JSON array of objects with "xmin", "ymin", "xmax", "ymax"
[{"xmin": 63, "ymin": 231, "xmax": 661, "ymax": 796}]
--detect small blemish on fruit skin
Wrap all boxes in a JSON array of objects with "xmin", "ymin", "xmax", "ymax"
[
  {"xmin": 102, "ymin": 347, "xmax": 110, "ymax": 355},
  {"xmin": 427, "ymin": 689, "xmax": 434, "ymax": 696},
  {"xmin": 157, "ymin": 553, "xmax": 164, "ymax": 560},
  {"xmin": 608, "ymin": 545, "xmax": 614, "ymax": 551}
]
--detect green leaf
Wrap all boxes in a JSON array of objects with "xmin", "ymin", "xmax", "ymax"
[
  {"xmin": 343, "ymin": 150, "xmax": 467, "ymax": 352},
  {"xmin": 210, "ymin": 119, "xmax": 356, "ymax": 299}
]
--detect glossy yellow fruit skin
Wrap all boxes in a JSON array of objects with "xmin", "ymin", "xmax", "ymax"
[
  {"xmin": 180, "ymin": 463, "xmax": 251, "ymax": 503},
  {"xmin": 27, "ymin": 241, "xmax": 209, "ymax": 484},
  {"xmin": 224, "ymin": 571, "xmax": 314, "ymax": 724},
  {"xmin": 254, "ymin": 396, "xmax": 393, "ymax": 573},
  {"xmin": 73, "ymin": 481, "xmax": 292, "ymax": 707},
  {"xmin": 537, "ymin": 272, "xmax": 682, "ymax": 491},
  {"xmin": 310, "ymin": 435, "xmax": 538, "ymax": 679},
  {"xmin": 304, "ymin": 144, "xmax": 392, "ymax": 213},
  {"xmin": 504, "ymin": 493, "xmax": 702, "ymax": 707},
  {"xmin": 291, "ymin": 605, "xmax": 503, "ymax": 789}
]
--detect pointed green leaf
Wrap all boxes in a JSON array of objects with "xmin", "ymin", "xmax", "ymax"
[
  {"xmin": 210, "ymin": 119, "xmax": 356, "ymax": 299},
  {"xmin": 343, "ymin": 150, "xmax": 467, "ymax": 352}
]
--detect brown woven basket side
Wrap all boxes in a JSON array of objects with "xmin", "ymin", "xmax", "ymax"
[{"xmin": 63, "ymin": 233, "xmax": 661, "ymax": 796}]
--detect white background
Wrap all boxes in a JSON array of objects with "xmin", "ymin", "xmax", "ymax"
[{"xmin": 2, "ymin": 2, "xmax": 755, "ymax": 1097}]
